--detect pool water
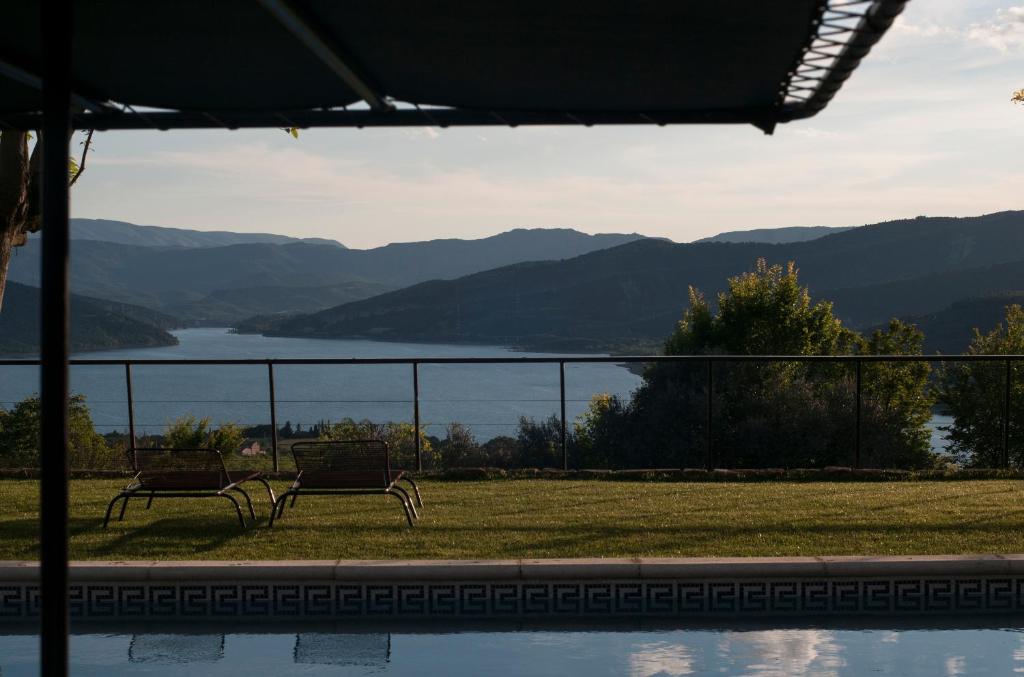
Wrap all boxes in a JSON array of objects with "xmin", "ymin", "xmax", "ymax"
[{"xmin": 2, "ymin": 621, "xmax": 1022, "ymax": 675}]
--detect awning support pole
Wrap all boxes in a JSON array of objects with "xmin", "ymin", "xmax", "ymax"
[{"xmin": 40, "ymin": 1, "xmax": 72, "ymax": 675}]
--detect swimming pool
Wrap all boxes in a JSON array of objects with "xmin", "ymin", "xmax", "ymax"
[{"xmin": 2, "ymin": 619, "xmax": 1021, "ymax": 675}]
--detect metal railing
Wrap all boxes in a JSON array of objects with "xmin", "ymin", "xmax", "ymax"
[{"xmin": 0, "ymin": 353, "xmax": 1019, "ymax": 471}]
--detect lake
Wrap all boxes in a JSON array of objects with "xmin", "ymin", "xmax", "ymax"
[
  {"xmin": 0, "ymin": 328, "xmax": 953, "ymax": 452},
  {"xmin": 0, "ymin": 328, "xmax": 642, "ymax": 441}
]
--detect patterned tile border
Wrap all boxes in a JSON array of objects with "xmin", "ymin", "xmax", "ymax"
[{"xmin": 4, "ymin": 556, "xmax": 1024, "ymax": 620}]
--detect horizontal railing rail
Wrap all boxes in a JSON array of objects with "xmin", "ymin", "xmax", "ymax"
[
  {"xmin": 2, "ymin": 354, "xmax": 1024, "ymax": 366},
  {"xmin": 0, "ymin": 354, "xmax": 1019, "ymax": 473}
]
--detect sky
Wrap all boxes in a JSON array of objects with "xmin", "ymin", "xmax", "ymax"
[{"xmin": 70, "ymin": 1, "xmax": 1024, "ymax": 249}]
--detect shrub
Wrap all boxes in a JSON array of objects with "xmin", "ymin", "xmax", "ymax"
[
  {"xmin": 0, "ymin": 393, "xmax": 119, "ymax": 469},
  {"xmin": 162, "ymin": 415, "xmax": 244, "ymax": 455},
  {"xmin": 937, "ymin": 305, "xmax": 1024, "ymax": 467}
]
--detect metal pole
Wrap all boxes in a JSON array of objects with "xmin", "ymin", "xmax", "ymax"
[
  {"xmin": 40, "ymin": 2, "xmax": 72, "ymax": 673},
  {"xmin": 559, "ymin": 361, "xmax": 567, "ymax": 470},
  {"xmin": 413, "ymin": 362, "xmax": 421, "ymax": 471},
  {"xmin": 124, "ymin": 363, "xmax": 137, "ymax": 469},
  {"xmin": 855, "ymin": 360, "xmax": 862, "ymax": 469},
  {"xmin": 706, "ymin": 360, "xmax": 713, "ymax": 471},
  {"xmin": 1004, "ymin": 358, "xmax": 1012, "ymax": 468},
  {"xmin": 268, "ymin": 362, "xmax": 279, "ymax": 472}
]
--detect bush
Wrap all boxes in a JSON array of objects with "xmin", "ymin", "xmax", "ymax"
[
  {"xmin": 0, "ymin": 393, "xmax": 120, "ymax": 469},
  {"xmin": 937, "ymin": 305, "xmax": 1024, "ymax": 467},
  {"xmin": 320, "ymin": 418, "xmax": 433, "ymax": 469},
  {"xmin": 516, "ymin": 415, "xmax": 565, "ymax": 468},
  {"xmin": 162, "ymin": 415, "xmax": 244, "ymax": 455}
]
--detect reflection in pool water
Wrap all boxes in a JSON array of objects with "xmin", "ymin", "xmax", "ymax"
[{"xmin": 1, "ymin": 621, "xmax": 1023, "ymax": 676}]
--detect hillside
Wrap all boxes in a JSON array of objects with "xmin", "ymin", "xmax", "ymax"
[
  {"xmin": 696, "ymin": 225, "xmax": 853, "ymax": 244},
  {"xmin": 7, "ymin": 227, "xmax": 649, "ymax": 324},
  {"xmin": 903, "ymin": 294, "xmax": 1024, "ymax": 355},
  {"xmin": 250, "ymin": 211, "xmax": 1024, "ymax": 351},
  {"xmin": 50, "ymin": 218, "xmax": 345, "ymax": 248},
  {"xmin": 0, "ymin": 282, "xmax": 179, "ymax": 355}
]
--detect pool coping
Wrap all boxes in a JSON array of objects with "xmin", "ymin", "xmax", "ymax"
[
  {"xmin": 8, "ymin": 556, "xmax": 1024, "ymax": 619},
  {"xmin": 4, "ymin": 554, "xmax": 1024, "ymax": 582}
]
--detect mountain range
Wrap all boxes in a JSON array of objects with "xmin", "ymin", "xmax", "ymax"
[
  {"xmin": 7, "ymin": 222, "xmax": 648, "ymax": 324},
  {"xmin": 695, "ymin": 225, "xmax": 853, "ymax": 244},
  {"xmin": 244, "ymin": 211, "xmax": 1024, "ymax": 353},
  {"xmin": 0, "ymin": 281, "xmax": 178, "ymax": 355},
  {"xmin": 4, "ymin": 212, "xmax": 1023, "ymax": 355}
]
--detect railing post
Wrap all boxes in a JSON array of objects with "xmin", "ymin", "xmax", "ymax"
[
  {"xmin": 124, "ymin": 363, "xmax": 137, "ymax": 470},
  {"xmin": 855, "ymin": 359, "xmax": 862, "ymax": 469},
  {"xmin": 413, "ymin": 362, "xmax": 422, "ymax": 472},
  {"xmin": 559, "ymin": 361, "xmax": 567, "ymax": 470},
  {"xmin": 267, "ymin": 362, "xmax": 279, "ymax": 472},
  {"xmin": 706, "ymin": 359, "xmax": 713, "ymax": 471},
  {"xmin": 1004, "ymin": 358, "xmax": 1012, "ymax": 468}
]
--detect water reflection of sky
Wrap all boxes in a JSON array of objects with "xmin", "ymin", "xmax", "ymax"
[{"xmin": 4, "ymin": 626, "xmax": 1024, "ymax": 676}]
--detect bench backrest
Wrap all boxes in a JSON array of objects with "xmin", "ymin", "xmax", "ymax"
[
  {"xmin": 290, "ymin": 440, "xmax": 392, "ymax": 489},
  {"xmin": 134, "ymin": 448, "xmax": 230, "ymax": 489}
]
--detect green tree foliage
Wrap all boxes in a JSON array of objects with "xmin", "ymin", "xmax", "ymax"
[
  {"xmin": 937, "ymin": 305, "xmax": 1024, "ymax": 467},
  {"xmin": 436, "ymin": 422, "xmax": 484, "ymax": 469},
  {"xmin": 575, "ymin": 260, "xmax": 936, "ymax": 470},
  {"xmin": 0, "ymin": 393, "xmax": 118, "ymax": 468},
  {"xmin": 320, "ymin": 418, "xmax": 433, "ymax": 469},
  {"xmin": 515, "ymin": 415, "xmax": 566, "ymax": 468},
  {"xmin": 163, "ymin": 415, "xmax": 244, "ymax": 455}
]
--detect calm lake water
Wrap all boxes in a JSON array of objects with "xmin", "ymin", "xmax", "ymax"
[
  {"xmin": 2, "ymin": 622, "xmax": 1022, "ymax": 675},
  {"xmin": 0, "ymin": 328, "xmax": 953, "ymax": 451},
  {"xmin": 0, "ymin": 328, "xmax": 642, "ymax": 440}
]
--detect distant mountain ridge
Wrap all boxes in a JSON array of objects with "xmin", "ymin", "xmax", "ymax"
[
  {"xmin": 0, "ymin": 282, "xmax": 179, "ymax": 355},
  {"xmin": 696, "ymin": 225, "xmax": 854, "ymax": 244},
  {"xmin": 7, "ymin": 225, "xmax": 651, "ymax": 324},
  {"xmin": 46, "ymin": 218, "xmax": 347, "ymax": 248},
  {"xmin": 246, "ymin": 211, "xmax": 1024, "ymax": 353}
]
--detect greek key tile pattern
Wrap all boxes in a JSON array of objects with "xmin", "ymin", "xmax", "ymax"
[{"xmin": 3, "ymin": 578, "xmax": 1024, "ymax": 619}]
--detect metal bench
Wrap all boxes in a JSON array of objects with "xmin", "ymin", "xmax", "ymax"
[
  {"xmin": 102, "ymin": 447, "xmax": 275, "ymax": 528},
  {"xmin": 269, "ymin": 440, "xmax": 422, "ymax": 527}
]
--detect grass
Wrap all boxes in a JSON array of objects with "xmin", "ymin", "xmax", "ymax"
[{"xmin": 2, "ymin": 479, "xmax": 1024, "ymax": 561}]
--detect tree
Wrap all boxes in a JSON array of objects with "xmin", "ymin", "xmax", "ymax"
[
  {"xmin": 163, "ymin": 415, "xmax": 244, "ymax": 455},
  {"xmin": 0, "ymin": 392, "xmax": 114, "ymax": 468},
  {"xmin": 575, "ymin": 260, "xmax": 936, "ymax": 469},
  {"xmin": 937, "ymin": 305, "xmax": 1024, "ymax": 467},
  {"xmin": 437, "ymin": 422, "xmax": 483, "ymax": 468},
  {"xmin": 0, "ymin": 129, "xmax": 93, "ymax": 311}
]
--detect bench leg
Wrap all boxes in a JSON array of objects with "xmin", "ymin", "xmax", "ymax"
[
  {"xmin": 253, "ymin": 477, "xmax": 276, "ymax": 508},
  {"xmin": 103, "ymin": 493, "xmax": 130, "ymax": 528},
  {"xmin": 268, "ymin": 492, "xmax": 292, "ymax": 528},
  {"xmin": 219, "ymin": 493, "xmax": 247, "ymax": 529},
  {"xmin": 400, "ymin": 477, "xmax": 423, "ymax": 508},
  {"xmin": 145, "ymin": 492, "xmax": 155, "ymax": 509},
  {"xmin": 229, "ymin": 487, "xmax": 257, "ymax": 520},
  {"xmin": 392, "ymin": 486, "xmax": 419, "ymax": 519},
  {"xmin": 386, "ymin": 489, "xmax": 415, "ymax": 527},
  {"xmin": 118, "ymin": 495, "xmax": 132, "ymax": 521}
]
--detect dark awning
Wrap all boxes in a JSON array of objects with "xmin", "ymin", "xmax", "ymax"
[{"xmin": 0, "ymin": 1, "xmax": 906, "ymax": 131}]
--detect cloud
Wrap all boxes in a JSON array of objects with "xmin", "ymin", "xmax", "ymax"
[
  {"xmin": 967, "ymin": 5, "xmax": 1024, "ymax": 52},
  {"xmin": 629, "ymin": 643, "xmax": 694, "ymax": 676},
  {"xmin": 893, "ymin": 5, "xmax": 1024, "ymax": 53}
]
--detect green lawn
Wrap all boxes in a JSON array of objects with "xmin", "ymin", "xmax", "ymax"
[{"xmin": 2, "ymin": 479, "xmax": 1024, "ymax": 560}]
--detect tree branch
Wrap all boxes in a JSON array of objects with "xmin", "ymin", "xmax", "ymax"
[{"xmin": 68, "ymin": 129, "xmax": 94, "ymax": 188}]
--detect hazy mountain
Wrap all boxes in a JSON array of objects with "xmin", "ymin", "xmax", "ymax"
[
  {"xmin": 7, "ymin": 226, "xmax": 651, "ymax": 323},
  {"xmin": 248, "ymin": 211, "xmax": 1024, "ymax": 351},
  {"xmin": 0, "ymin": 282, "xmax": 179, "ymax": 355},
  {"xmin": 41, "ymin": 218, "xmax": 347, "ymax": 248},
  {"xmin": 901, "ymin": 294, "xmax": 1024, "ymax": 355},
  {"xmin": 696, "ymin": 225, "xmax": 854, "ymax": 244}
]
